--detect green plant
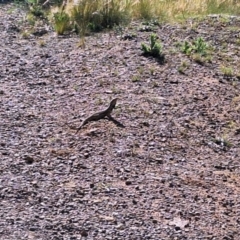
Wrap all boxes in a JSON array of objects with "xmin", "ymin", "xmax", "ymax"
[
  {"xmin": 181, "ymin": 40, "xmax": 193, "ymax": 55},
  {"xmin": 181, "ymin": 37, "xmax": 212, "ymax": 64},
  {"xmin": 181, "ymin": 37, "xmax": 208, "ymax": 56},
  {"xmin": 26, "ymin": 0, "xmax": 45, "ymax": 18},
  {"xmin": 88, "ymin": 11, "xmax": 104, "ymax": 32},
  {"xmin": 53, "ymin": 9, "xmax": 70, "ymax": 35},
  {"xmin": 71, "ymin": 0, "xmax": 131, "ymax": 35},
  {"xmin": 204, "ymin": 54, "xmax": 212, "ymax": 63},
  {"xmin": 26, "ymin": 13, "xmax": 36, "ymax": 25},
  {"xmin": 191, "ymin": 53, "xmax": 205, "ymax": 64},
  {"xmin": 29, "ymin": 5, "xmax": 44, "ymax": 17},
  {"xmin": 220, "ymin": 66, "xmax": 234, "ymax": 76},
  {"xmin": 99, "ymin": 0, "xmax": 131, "ymax": 29},
  {"xmin": 71, "ymin": 0, "xmax": 97, "ymax": 46},
  {"xmin": 178, "ymin": 60, "xmax": 189, "ymax": 74},
  {"xmin": 141, "ymin": 33, "xmax": 164, "ymax": 60},
  {"xmin": 193, "ymin": 37, "xmax": 208, "ymax": 55}
]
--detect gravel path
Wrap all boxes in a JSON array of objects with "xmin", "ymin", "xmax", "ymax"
[{"xmin": 1, "ymin": 3, "xmax": 240, "ymax": 239}]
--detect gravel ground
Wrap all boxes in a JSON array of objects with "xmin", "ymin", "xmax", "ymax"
[{"xmin": 1, "ymin": 2, "xmax": 240, "ymax": 240}]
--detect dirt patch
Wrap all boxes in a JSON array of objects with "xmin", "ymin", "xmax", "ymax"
[{"xmin": 1, "ymin": 3, "xmax": 240, "ymax": 239}]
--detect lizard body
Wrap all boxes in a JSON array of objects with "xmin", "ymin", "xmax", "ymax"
[{"xmin": 76, "ymin": 98, "xmax": 118, "ymax": 133}]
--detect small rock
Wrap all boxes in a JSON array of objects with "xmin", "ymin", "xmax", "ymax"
[
  {"xmin": 80, "ymin": 230, "xmax": 88, "ymax": 237},
  {"xmin": 125, "ymin": 180, "xmax": 132, "ymax": 185},
  {"xmin": 23, "ymin": 155, "xmax": 34, "ymax": 164}
]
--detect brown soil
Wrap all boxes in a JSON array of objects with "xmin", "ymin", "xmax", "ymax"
[{"xmin": 1, "ymin": 2, "xmax": 240, "ymax": 239}]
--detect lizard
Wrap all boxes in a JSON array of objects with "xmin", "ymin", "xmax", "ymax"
[{"xmin": 76, "ymin": 98, "xmax": 118, "ymax": 133}]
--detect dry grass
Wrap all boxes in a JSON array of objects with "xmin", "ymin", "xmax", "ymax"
[
  {"xmin": 122, "ymin": 0, "xmax": 240, "ymax": 21},
  {"xmin": 50, "ymin": 0, "xmax": 240, "ymax": 37},
  {"xmin": 133, "ymin": 0, "xmax": 240, "ymax": 21}
]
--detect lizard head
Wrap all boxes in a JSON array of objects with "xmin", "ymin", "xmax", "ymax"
[{"xmin": 110, "ymin": 98, "xmax": 118, "ymax": 108}]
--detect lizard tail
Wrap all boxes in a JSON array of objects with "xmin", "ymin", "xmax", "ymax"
[
  {"xmin": 76, "ymin": 127, "xmax": 81, "ymax": 134},
  {"xmin": 76, "ymin": 122, "xmax": 85, "ymax": 133}
]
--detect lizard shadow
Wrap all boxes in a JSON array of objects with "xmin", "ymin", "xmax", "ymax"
[{"xmin": 107, "ymin": 116, "xmax": 125, "ymax": 128}]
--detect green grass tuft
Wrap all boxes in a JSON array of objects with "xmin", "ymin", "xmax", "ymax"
[{"xmin": 141, "ymin": 33, "xmax": 164, "ymax": 61}]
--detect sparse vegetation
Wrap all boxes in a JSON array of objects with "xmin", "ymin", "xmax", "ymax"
[
  {"xmin": 236, "ymin": 38, "xmax": 240, "ymax": 46},
  {"xmin": 135, "ymin": 0, "xmax": 153, "ymax": 20},
  {"xmin": 71, "ymin": 0, "xmax": 97, "ymax": 42},
  {"xmin": 29, "ymin": 5, "xmax": 44, "ymax": 17},
  {"xmin": 181, "ymin": 37, "xmax": 208, "ymax": 56},
  {"xmin": 70, "ymin": 0, "xmax": 131, "ymax": 45},
  {"xmin": 220, "ymin": 66, "xmax": 234, "ymax": 77},
  {"xmin": 98, "ymin": 0, "xmax": 131, "ymax": 28},
  {"xmin": 138, "ymin": 66, "xmax": 144, "ymax": 75},
  {"xmin": 191, "ymin": 53, "xmax": 205, "ymax": 64},
  {"xmin": 18, "ymin": 0, "xmax": 240, "ymax": 38},
  {"xmin": 181, "ymin": 37, "xmax": 212, "ymax": 64},
  {"xmin": 149, "ymin": 67, "xmax": 155, "ymax": 75},
  {"xmin": 53, "ymin": 8, "xmax": 70, "ymax": 35},
  {"xmin": 38, "ymin": 40, "xmax": 46, "ymax": 47},
  {"xmin": 181, "ymin": 40, "xmax": 192, "ymax": 55},
  {"xmin": 2, "ymin": 1, "xmax": 240, "ymax": 238},
  {"xmin": 178, "ymin": 60, "xmax": 189, "ymax": 74},
  {"xmin": 26, "ymin": 13, "xmax": 36, "ymax": 26},
  {"xmin": 21, "ymin": 30, "xmax": 31, "ymax": 39},
  {"xmin": 193, "ymin": 37, "xmax": 208, "ymax": 55},
  {"xmin": 132, "ymin": 75, "xmax": 140, "ymax": 82}
]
